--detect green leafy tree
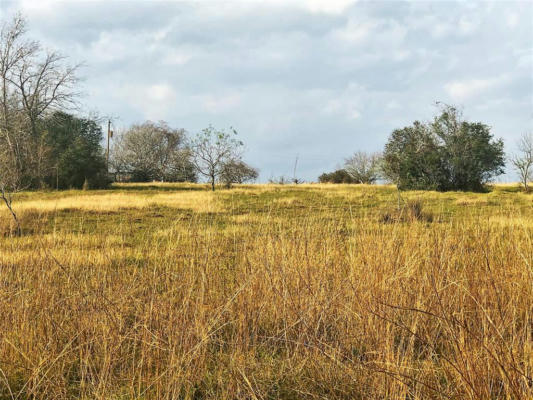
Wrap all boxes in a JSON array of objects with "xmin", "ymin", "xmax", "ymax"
[
  {"xmin": 383, "ymin": 105, "xmax": 505, "ymax": 191},
  {"xmin": 431, "ymin": 105, "xmax": 505, "ymax": 191},
  {"xmin": 383, "ymin": 121, "xmax": 445, "ymax": 190},
  {"xmin": 43, "ymin": 112, "xmax": 108, "ymax": 189}
]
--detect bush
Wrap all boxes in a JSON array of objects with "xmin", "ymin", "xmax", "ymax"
[{"xmin": 318, "ymin": 169, "xmax": 357, "ymax": 183}]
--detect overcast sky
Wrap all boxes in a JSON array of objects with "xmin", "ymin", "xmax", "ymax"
[{"xmin": 1, "ymin": 0, "xmax": 532, "ymax": 181}]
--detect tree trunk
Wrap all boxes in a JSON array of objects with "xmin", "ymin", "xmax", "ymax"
[
  {"xmin": 1, "ymin": 189, "xmax": 21, "ymax": 236},
  {"xmin": 211, "ymin": 176, "xmax": 215, "ymax": 191}
]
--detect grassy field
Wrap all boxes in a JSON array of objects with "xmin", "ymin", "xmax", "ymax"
[{"xmin": 0, "ymin": 183, "xmax": 531, "ymax": 399}]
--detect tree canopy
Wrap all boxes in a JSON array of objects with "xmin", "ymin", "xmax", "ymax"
[
  {"xmin": 220, "ymin": 160, "xmax": 258, "ymax": 187},
  {"xmin": 43, "ymin": 112, "xmax": 108, "ymax": 189},
  {"xmin": 344, "ymin": 151, "xmax": 382, "ymax": 184},
  {"xmin": 111, "ymin": 121, "xmax": 197, "ymax": 183},
  {"xmin": 383, "ymin": 105, "xmax": 505, "ymax": 191},
  {"xmin": 318, "ymin": 169, "xmax": 357, "ymax": 184}
]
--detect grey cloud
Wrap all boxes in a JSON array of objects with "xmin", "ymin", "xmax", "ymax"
[{"xmin": 1, "ymin": 0, "xmax": 531, "ymax": 181}]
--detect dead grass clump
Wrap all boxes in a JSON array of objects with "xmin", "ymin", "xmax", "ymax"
[
  {"xmin": 380, "ymin": 200, "xmax": 434, "ymax": 223},
  {"xmin": 455, "ymin": 197, "xmax": 490, "ymax": 206}
]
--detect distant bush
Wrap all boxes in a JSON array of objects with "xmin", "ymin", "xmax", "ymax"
[{"xmin": 318, "ymin": 169, "xmax": 357, "ymax": 183}]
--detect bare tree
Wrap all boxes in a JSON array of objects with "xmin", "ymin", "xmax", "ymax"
[
  {"xmin": 1, "ymin": 15, "xmax": 32, "ymax": 199},
  {"xmin": 190, "ymin": 126, "xmax": 243, "ymax": 191},
  {"xmin": 0, "ymin": 15, "xmax": 36, "ymax": 174},
  {"xmin": 15, "ymin": 49, "xmax": 79, "ymax": 186},
  {"xmin": 111, "ymin": 121, "xmax": 196, "ymax": 182},
  {"xmin": 0, "ymin": 13, "xmax": 79, "ymax": 230},
  {"xmin": 511, "ymin": 132, "xmax": 533, "ymax": 192},
  {"xmin": 0, "ymin": 15, "xmax": 34, "ymax": 233},
  {"xmin": 344, "ymin": 151, "xmax": 382, "ymax": 184}
]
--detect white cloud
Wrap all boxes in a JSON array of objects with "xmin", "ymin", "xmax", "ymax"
[
  {"xmin": 333, "ymin": 20, "xmax": 376, "ymax": 44},
  {"xmin": 302, "ymin": 0, "xmax": 357, "ymax": 14},
  {"xmin": 445, "ymin": 77, "xmax": 500, "ymax": 101},
  {"xmin": 506, "ymin": 13, "xmax": 519, "ymax": 28},
  {"xmin": 323, "ymin": 99, "xmax": 360, "ymax": 120},
  {"xmin": 148, "ymin": 84, "xmax": 176, "ymax": 103},
  {"xmin": 322, "ymin": 84, "xmax": 363, "ymax": 121},
  {"xmin": 200, "ymin": 93, "xmax": 242, "ymax": 113},
  {"xmin": 386, "ymin": 100, "xmax": 401, "ymax": 110},
  {"xmin": 89, "ymin": 32, "xmax": 131, "ymax": 63},
  {"xmin": 205, "ymin": 0, "xmax": 358, "ymax": 14},
  {"xmin": 116, "ymin": 83, "xmax": 176, "ymax": 121},
  {"xmin": 17, "ymin": 0, "xmax": 358, "ymax": 14},
  {"xmin": 161, "ymin": 50, "xmax": 193, "ymax": 66},
  {"xmin": 348, "ymin": 109, "xmax": 361, "ymax": 120},
  {"xmin": 458, "ymin": 15, "xmax": 480, "ymax": 35}
]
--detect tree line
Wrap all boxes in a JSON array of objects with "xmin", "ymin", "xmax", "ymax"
[
  {"xmin": 0, "ymin": 14, "xmax": 257, "ymax": 200},
  {"xmin": 320, "ymin": 105, "xmax": 532, "ymax": 192},
  {"xmin": 0, "ymin": 15, "xmax": 108, "ymax": 196},
  {"xmin": 0, "ymin": 14, "xmax": 260, "ymax": 232},
  {"xmin": 1, "ymin": 12, "xmax": 531, "ymax": 213},
  {"xmin": 110, "ymin": 122, "xmax": 258, "ymax": 190}
]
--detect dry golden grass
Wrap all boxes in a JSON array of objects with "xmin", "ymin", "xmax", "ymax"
[
  {"xmin": 16, "ymin": 191, "xmax": 222, "ymax": 214},
  {"xmin": 0, "ymin": 183, "xmax": 531, "ymax": 399}
]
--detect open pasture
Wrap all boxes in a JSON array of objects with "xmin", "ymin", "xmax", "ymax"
[{"xmin": 0, "ymin": 184, "xmax": 531, "ymax": 399}]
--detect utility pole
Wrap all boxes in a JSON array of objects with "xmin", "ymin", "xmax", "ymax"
[
  {"xmin": 293, "ymin": 154, "xmax": 299, "ymax": 184},
  {"xmin": 106, "ymin": 119, "xmax": 112, "ymax": 173}
]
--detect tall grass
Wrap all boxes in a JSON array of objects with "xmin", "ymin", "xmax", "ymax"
[{"xmin": 0, "ymin": 184, "xmax": 531, "ymax": 399}]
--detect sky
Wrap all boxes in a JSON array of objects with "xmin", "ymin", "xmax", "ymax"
[{"xmin": 1, "ymin": 0, "xmax": 532, "ymax": 182}]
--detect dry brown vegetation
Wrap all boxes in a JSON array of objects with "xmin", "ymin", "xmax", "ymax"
[{"xmin": 0, "ymin": 183, "xmax": 531, "ymax": 399}]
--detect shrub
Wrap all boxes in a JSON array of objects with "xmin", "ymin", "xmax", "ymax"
[{"xmin": 318, "ymin": 169, "xmax": 356, "ymax": 183}]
